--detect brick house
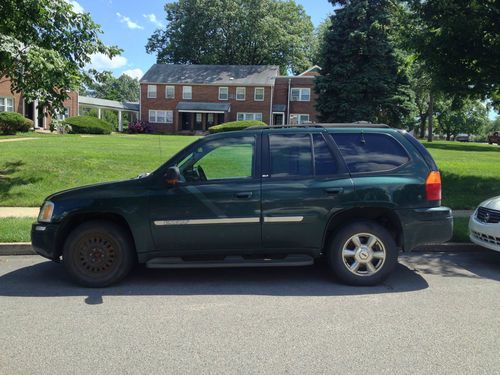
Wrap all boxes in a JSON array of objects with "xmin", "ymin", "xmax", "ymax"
[{"xmin": 139, "ymin": 64, "xmax": 320, "ymax": 133}]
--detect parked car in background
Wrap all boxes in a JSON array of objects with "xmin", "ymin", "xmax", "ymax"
[
  {"xmin": 488, "ymin": 131, "xmax": 499, "ymax": 145},
  {"xmin": 32, "ymin": 124, "xmax": 453, "ymax": 287},
  {"xmin": 455, "ymin": 133, "xmax": 470, "ymax": 142},
  {"xmin": 469, "ymin": 196, "xmax": 500, "ymax": 252}
]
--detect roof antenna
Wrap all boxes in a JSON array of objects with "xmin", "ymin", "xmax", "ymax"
[{"xmin": 360, "ymin": 131, "xmax": 366, "ymax": 144}]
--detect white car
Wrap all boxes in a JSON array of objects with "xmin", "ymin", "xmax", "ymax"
[{"xmin": 469, "ymin": 196, "xmax": 500, "ymax": 252}]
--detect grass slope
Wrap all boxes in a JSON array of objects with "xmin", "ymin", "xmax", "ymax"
[{"xmin": 0, "ymin": 217, "xmax": 35, "ymax": 242}]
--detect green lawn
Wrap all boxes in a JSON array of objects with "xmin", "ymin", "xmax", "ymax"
[
  {"xmin": 423, "ymin": 141, "xmax": 500, "ymax": 209},
  {"xmin": 0, "ymin": 217, "xmax": 35, "ymax": 242},
  {"xmin": 1, "ymin": 133, "xmax": 198, "ymax": 206}
]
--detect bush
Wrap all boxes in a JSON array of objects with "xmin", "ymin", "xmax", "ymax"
[
  {"xmin": 126, "ymin": 120, "xmax": 153, "ymax": 134},
  {"xmin": 0, "ymin": 112, "xmax": 33, "ymax": 135},
  {"xmin": 208, "ymin": 120, "xmax": 267, "ymax": 134},
  {"xmin": 63, "ymin": 116, "xmax": 113, "ymax": 134}
]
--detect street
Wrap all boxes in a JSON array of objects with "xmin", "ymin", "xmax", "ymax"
[{"xmin": 1, "ymin": 251, "xmax": 499, "ymax": 374}]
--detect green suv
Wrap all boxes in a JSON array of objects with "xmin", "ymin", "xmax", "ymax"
[{"xmin": 32, "ymin": 124, "xmax": 453, "ymax": 287}]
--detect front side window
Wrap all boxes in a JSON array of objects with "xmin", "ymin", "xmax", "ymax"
[
  {"xmin": 237, "ymin": 112, "xmax": 262, "ymax": 121},
  {"xmin": 332, "ymin": 133, "xmax": 410, "ymax": 173},
  {"xmin": 290, "ymin": 114, "xmax": 310, "ymax": 125},
  {"xmin": 269, "ymin": 133, "xmax": 313, "ymax": 178},
  {"xmin": 178, "ymin": 136, "xmax": 256, "ymax": 182},
  {"xmin": 236, "ymin": 87, "xmax": 246, "ymax": 101},
  {"xmin": 183, "ymin": 86, "xmax": 192, "ymax": 100},
  {"xmin": 0, "ymin": 97, "xmax": 14, "ymax": 112},
  {"xmin": 291, "ymin": 88, "xmax": 311, "ymax": 101},
  {"xmin": 147, "ymin": 85, "xmax": 157, "ymax": 99},
  {"xmin": 165, "ymin": 86, "xmax": 175, "ymax": 99},
  {"xmin": 254, "ymin": 87, "xmax": 265, "ymax": 101},
  {"xmin": 219, "ymin": 87, "xmax": 229, "ymax": 100}
]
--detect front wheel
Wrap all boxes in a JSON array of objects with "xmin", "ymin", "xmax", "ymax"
[
  {"xmin": 63, "ymin": 220, "xmax": 136, "ymax": 287},
  {"xmin": 327, "ymin": 221, "xmax": 398, "ymax": 286}
]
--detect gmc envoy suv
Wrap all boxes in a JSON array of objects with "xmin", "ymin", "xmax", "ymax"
[{"xmin": 32, "ymin": 124, "xmax": 453, "ymax": 287}]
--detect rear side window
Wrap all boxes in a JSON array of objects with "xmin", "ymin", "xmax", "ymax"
[
  {"xmin": 269, "ymin": 134, "xmax": 313, "ymax": 177},
  {"xmin": 402, "ymin": 132, "xmax": 438, "ymax": 171},
  {"xmin": 313, "ymin": 134, "xmax": 337, "ymax": 176},
  {"xmin": 332, "ymin": 133, "xmax": 409, "ymax": 173}
]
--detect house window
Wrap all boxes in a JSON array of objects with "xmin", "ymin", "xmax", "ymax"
[
  {"xmin": 236, "ymin": 87, "xmax": 246, "ymax": 101},
  {"xmin": 149, "ymin": 110, "xmax": 173, "ymax": 124},
  {"xmin": 56, "ymin": 107, "xmax": 70, "ymax": 120},
  {"xmin": 237, "ymin": 112, "xmax": 263, "ymax": 121},
  {"xmin": 147, "ymin": 85, "xmax": 157, "ymax": 99},
  {"xmin": 254, "ymin": 87, "xmax": 265, "ymax": 101},
  {"xmin": 219, "ymin": 87, "xmax": 229, "ymax": 101},
  {"xmin": 183, "ymin": 86, "xmax": 192, "ymax": 100},
  {"xmin": 291, "ymin": 88, "xmax": 311, "ymax": 101},
  {"xmin": 290, "ymin": 114, "xmax": 310, "ymax": 125},
  {"xmin": 165, "ymin": 86, "xmax": 175, "ymax": 99},
  {"xmin": 0, "ymin": 97, "xmax": 14, "ymax": 112}
]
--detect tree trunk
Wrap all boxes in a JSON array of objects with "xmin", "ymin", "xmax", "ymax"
[
  {"xmin": 446, "ymin": 132, "xmax": 451, "ymax": 141},
  {"xmin": 427, "ymin": 92, "xmax": 434, "ymax": 142},
  {"xmin": 419, "ymin": 114, "xmax": 426, "ymax": 138}
]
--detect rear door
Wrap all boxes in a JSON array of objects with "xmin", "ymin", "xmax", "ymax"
[{"xmin": 261, "ymin": 131, "xmax": 354, "ymax": 252}]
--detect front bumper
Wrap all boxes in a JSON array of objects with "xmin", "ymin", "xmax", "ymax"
[
  {"xmin": 469, "ymin": 215, "xmax": 500, "ymax": 252},
  {"xmin": 31, "ymin": 223, "xmax": 60, "ymax": 260},
  {"xmin": 397, "ymin": 206, "xmax": 453, "ymax": 251}
]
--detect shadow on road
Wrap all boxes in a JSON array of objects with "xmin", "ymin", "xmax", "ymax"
[{"xmin": 0, "ymin": 260, "xmax": 429, "ymax": 303}]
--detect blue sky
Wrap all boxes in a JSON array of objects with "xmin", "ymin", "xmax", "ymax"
[{"xmin": 70, "ymin": 0, "xmax": 333, "ymax": 79}]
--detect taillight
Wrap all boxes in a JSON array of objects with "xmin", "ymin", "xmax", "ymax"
[{"xmin": 425, "ymin": 171, "xmax": 442, "ymax": 201}]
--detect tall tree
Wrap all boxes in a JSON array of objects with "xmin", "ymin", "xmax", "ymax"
[
  {"xmin": 315, "ymin": 0, "xmax": 415, "ymax": 127},
  {"xmin": 409, "ymin": 0, "xmax": 499, "ymax": 108},
  {"xmin": 436, "ymin": 100, "xmax": 489, "ymax": 141},
  {"xmin": 0, "ymin": 0, "xmax": 120, "ymax": 114},
  {"xmin": 82, "ymin": 73, "xmax": 140, "ymax": 102},
  {"xmin": 311, "ymin": 16, "xmax": 332, "ymax": 66},
  {"xmin": 146, "ymin": 0, "xmax": 314, "ymax": 75}
]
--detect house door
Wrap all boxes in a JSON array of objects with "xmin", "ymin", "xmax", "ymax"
[
  {"xmin": 273, "ymin": 112, "xmax": 285, "ymax": 126},
  {"xmin": 181, "ymin": 113, "xmax": 192, "ymax": 131}
]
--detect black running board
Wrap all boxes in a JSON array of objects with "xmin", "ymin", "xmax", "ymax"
[{"xmin": 145, "ymin": 255, "xmax": 314, "ymax": 269}]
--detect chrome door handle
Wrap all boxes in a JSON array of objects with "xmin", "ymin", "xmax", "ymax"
[
  {"xmin": 325, "ymin": 188, "xmax": 344, "ymax": 195},
  {"xmin": 235, "ymin": 192, "xmax": 253, "ymax": 199}
]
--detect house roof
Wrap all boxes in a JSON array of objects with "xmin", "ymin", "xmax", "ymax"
[
  {"xmin": 78, "ymin": 96, "xmax": 139, "ymax": 112},
  {"xmin": 140, "ymin": 64, "xmax": 279, "ymax": 86},
  {"xmin": 176, "ymin": 102, "xmax": 230, "ymax": 113}
]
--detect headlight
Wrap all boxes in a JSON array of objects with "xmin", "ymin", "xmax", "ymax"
[{"xmin": 38, "ymin": 201, "xmax": 55, "ymax": 223}]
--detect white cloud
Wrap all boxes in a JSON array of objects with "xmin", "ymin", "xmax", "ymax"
[
  {"xmin": 122, "ymin": 68, "xmax": 144, "ymax": 80},
  {"xmin": 87, "ymin": 53, "xmax": 128, "ymax": 71},
  {"xmin": 116, "ymin": 12, "xmax": 144, "ymax": 30},
  {"xmin": 67, "ymin": 0, "xmax": 84, "ymax": 14},
  {"xmin": 143, "ymin": 13, "xmax": 163, "ymax": 28}
]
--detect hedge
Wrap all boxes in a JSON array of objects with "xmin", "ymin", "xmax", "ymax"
[
  {"xmin": 63, "ymin": 116, "xmax": 113, "ymax": 134},
  {"xmin": 208, "ymin": 120, "xmax": 267, "ymax": 134},
  {"xmin": 0, "ymin": 112, "xmax": 33, "ymax": 135}
]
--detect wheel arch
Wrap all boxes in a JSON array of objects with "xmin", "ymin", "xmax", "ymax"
[
  {"xmin": 322, "ymin": 207, "xmax": 404, "ymax": 252},
  {"xmin": 54, "ymin": 212, "xmax": 136, "ymax": 259}
]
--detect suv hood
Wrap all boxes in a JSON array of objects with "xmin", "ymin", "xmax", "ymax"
[{"xmin": 478, "ymin": 196, "xmax": 500, "ymax": 211}]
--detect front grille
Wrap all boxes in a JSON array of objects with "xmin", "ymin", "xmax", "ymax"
[
  {"xmin": 472, "ymin": 231, "xmax": 500, "ymax": 246},
  {"xmin": 476, "ymin": 207, "xmax": 500, "ymax": 224}
]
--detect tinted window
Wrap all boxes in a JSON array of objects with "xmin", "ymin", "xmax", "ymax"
[
  {"xmin": 269, "ymin": 134, "xmax": 312, "ymax": 177},
  {"xmin": 332, "ymin": 133, "xmax": 409, "ymax": 173},
  {"xmin": 313, "ymin": 134, "xmax": 337, "ymax": 175},
  {"xmin": 403, "ymin": 132, "xmax": 437, "ymax": 171}
]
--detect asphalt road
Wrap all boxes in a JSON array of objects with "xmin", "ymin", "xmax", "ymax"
[{"xmin": 1, "ymin": 252, "xmax": 499, "ymax": 375}]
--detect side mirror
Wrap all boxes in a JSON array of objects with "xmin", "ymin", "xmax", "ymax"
[{"xmin": 164, "ymin": 166, "xmax": 181, "ymax": 186}]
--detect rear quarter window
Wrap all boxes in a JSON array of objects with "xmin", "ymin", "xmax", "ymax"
[{"xmin": 332, "ymin": 133, "xmax": 410, "ymax": 173}]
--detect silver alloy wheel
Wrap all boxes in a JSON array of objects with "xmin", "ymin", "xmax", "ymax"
[{"xmin": 341, "ymin": 233, "xmax": 386, "ymax": 277}]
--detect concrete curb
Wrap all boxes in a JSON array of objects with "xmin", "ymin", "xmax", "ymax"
[{"xmin": 0, "ymin": 242, "xmax": 487, "ymax": 256}]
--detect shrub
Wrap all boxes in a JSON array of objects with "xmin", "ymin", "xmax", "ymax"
[
  {"xmin": 0, "ymin": 112, "xmax": 33, "ymax": 135},
  {"xmin": 63, "ymin": 116, "xmax": 113, "ymax": 134},
  {"xmin": 208, "ymin": 120, "xmax": 267, "ymax": 134},
  {"xmin": 126, "ymin": 120, "xmax": 153, "ymax": 134}
]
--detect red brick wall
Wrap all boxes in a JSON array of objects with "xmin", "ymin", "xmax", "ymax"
[
  {"xmin": 273, "ymin": 77, "xmax": 319, "ymax": 123},
  {"xmin": 0, "ymin": 76, "xmax": 24, "ymax": 115},
  {"xmin": 140, "ymin": 83, "xmax": 273, "ymax": 133}
]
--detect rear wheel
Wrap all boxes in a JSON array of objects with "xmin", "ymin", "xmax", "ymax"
[
  {"xmin": 327, "ymin": 221, "xmax": 398, "ymax": 286},
  {"xmin": 63, "ymin": 220, "xmax": 135, "ymax": 287}
]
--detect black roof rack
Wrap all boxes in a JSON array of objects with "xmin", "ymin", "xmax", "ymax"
[{"xmin": 246, "ymin": 122, "xmax": 390, "ymax": 130}]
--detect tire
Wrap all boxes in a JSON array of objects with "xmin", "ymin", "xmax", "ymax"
[
  {"xmin": 63, "ymin": 220, "xmax": 136, "ymax": 287},
  {"xmin": 327, "ymin": 221, "xmax": 398, "ymax": 286}
]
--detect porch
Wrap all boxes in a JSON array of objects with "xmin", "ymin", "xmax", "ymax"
[{"xmin": 177, "ymin": 102, "xmax": 230, "ymax": 132}]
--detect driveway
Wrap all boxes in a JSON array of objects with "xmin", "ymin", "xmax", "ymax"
[{"xmin": 0, "ymin": 251, "xmax": 499, "ymax": 374}]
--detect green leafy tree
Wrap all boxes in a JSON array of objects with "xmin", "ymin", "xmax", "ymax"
[
  {"xmin": 436, "ymin": 100, "xmax": 489, "ymax": 140},
  {"xmin": 409, "ymin": 0, "xmax": 499, "ymax": 108},
  {"xmin": 311, "ymin": 16, "xmax": 332, "ymax": 66},
  {"xmin": 315, "ymin": 0, "xmax": 415, "ymax": 127},
  {"xmin": 146, "ymin": 0, "xmax": 314, "ymax": 75},
  {"xmin": 81, "ymin": 73, "xmax": 140, "ymax": 102},
  {"xmin": 0, "ymin": 0, "xmax": 120, "ymax": 115}
]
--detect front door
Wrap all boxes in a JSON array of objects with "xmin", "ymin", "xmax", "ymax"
[
  {"xmin": 149, "ymin": 133, "xmax": 262, "ymax": 254},
  {"xmin": 273, "ymin": 112, "xmax": 285, "ymax": 126},
  {"xmin": 261, "ymin": 131, "xmax": 354, "ymax": 252}
]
